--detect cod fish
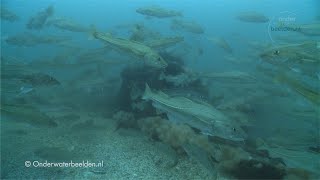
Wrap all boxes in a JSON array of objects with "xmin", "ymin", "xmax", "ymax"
[
  {"xmin": 260, "ymin": 42, "xmax": 320, "ymax": 64},
  {"xmin": 136, "ymin": 6, "xmax": 182, "ymax": 18},
  {"xmin": 142, "ymin": 84, "xmax": 246, "ymax": 141},
  {"xmin": 46, "ymin": 17, "xmax": 90, "ymax": 32},
  {"xmin": 6, "ymin": 33, "xmax": 71, "ymax": 47},
  {"xmin": 92, "ymin": 30, "xmax": 168, "ymax": 69},
  {"xmin": 1, "ymin": 7, "xmax": 19, "ymax": 22},
  {"xmin": 298, "ymin": 23, "xmax": 320, "ymax": 36},
  {"xmin": 260, "ymin": 41, "xmax": 320, "ymax": 79},
  {"xmin": 200, "ymin": 71, "xmax": 256, "ymax": 83},
  {"xmin": 274, "ymin": 72, "xmax": 320, "ymax": 106},
  {"xmin": 171, "ymin": 19, "xmax": 204, "ymax": 34},
  {"xmin": 1, "ymin": 104, "xmax": 58, "ymax": 127},
  {"xmin": 145, "ymin": 36, "xmax": 184, "ymax": 49},
  {"xmin": 258, "ymin": 141, "xmax": 320, "ymax": 176},
  {"xmin": 21, "ymin": 73, "xmax": 60, "ymax": 87},
  {"xmin": 129, "ymin": 23, "xmax": 162, "ymax": 42},
  {"xmin": 236, "ymin": 11, "xmax": 269, "ymax": 23},
  {"xmin": 27, "ymin": 5, "xmax": 54, "ymax": 29},
  {"xmin": 207, "ymin": 37, "xmax": 233, "ymax": 54}
]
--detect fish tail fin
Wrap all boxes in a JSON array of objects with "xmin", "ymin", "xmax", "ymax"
[{"xmin": 142, "ymin": 83, "xmax": 152, "ymax": 100}]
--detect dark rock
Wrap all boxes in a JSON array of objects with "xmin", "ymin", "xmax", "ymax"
[{"xmin": 230, "ymin": 159, "xmax": 286, "ymax": 179}]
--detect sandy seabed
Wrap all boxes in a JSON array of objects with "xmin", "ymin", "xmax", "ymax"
[{"xmin": 1, "ymin": 111, "xmax": 213, "ymax": 180}]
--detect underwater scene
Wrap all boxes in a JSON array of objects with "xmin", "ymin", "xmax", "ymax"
[{"xmin": 1, "ymin": 0, "xmax": 319, "ymax": 179}]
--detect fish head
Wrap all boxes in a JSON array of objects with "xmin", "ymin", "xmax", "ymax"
[
  {"xmin": 144, "ymin": 52, "xmax": 168, "ymax": 69},
  {"xmin": 259, "ymin": 47, "xmax": 291, "ymax": 65},
  {"xmin": 260, "ymin": 48, "xmax": 280, "ymax": 60}
]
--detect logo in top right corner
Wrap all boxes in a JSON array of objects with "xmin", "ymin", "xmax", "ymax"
[{"xmin": 268, "ymin": 11, "xmax": 302, "ymax": 44}]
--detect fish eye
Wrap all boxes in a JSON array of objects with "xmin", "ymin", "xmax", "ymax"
[
  {"xmin": 232, "ymin": 128, "xmax": 236, "ymax": 132},
  {"xmin": 273, "ymin": 50, "xmax": 280, "ymax": 55}
]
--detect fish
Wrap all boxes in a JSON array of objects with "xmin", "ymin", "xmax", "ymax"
[
  {"xmin": 200, "ymin": 71, "xmax": 256, "ymax": 83},
  {"xmin": 76, "ymin": 47, "xmax": 111, "ymax": 63},
  {"xmin": 145, "ymin": 36, "xmax": 184, "ymax": 50},
  {"xmin": 260, "ymin": 41, "xmax": 320, "ymax": 79},
  {"xmin": 258, "ymin": 141, "xmax": 320, "ymax": 176},
  {"xmin": 1, "ymin": 7, "xmax": 19, "ymax": 22},
  {"xmin": 46, "ymin": 17, "xmax": 90, "ymax": 32},
  {"xmin": 142, "ymin": 84, "xmax": 247, "ymax": 141},
  {"xmin": 127, "ymin": 23, "xmax": 162, "ymax": 43},
  {"xmin": 297, "ymin": 23, "xmax": 320, "ymax": 36},
  {"xmin": 207, "ymin": 37, "xmax": 233, "ymax": 54},
  {"xmin": 1, "ymin": 60, "xmax": 60, "ymax": 87},
  {"xmin": 236, "ymin": 11, "xmax": 269, "ymax": 23},
  {"xmin": 272, "ymin": 34, "xmax": 311, "ymax": 45},
  {"xmin": 162, "ymin": 88, "xmax": 209, "ymax": 105},
  {"xmin": 26, "ymin": 5, "xmax": 54, "ymax": 29},
  {"xmin": 260, "ymin": 42, "xmax": 320, "ymax": 64},
  {"xmin": 92, "ymin": 30, "xmax": 168, "ymax": 69},
  {"xmin": 21, "ymin": 73, "xmax": 60, "ymax": 87},
  {"xmin": 274, "ymin": 72, "xmax": 320, "ymax": 106},
  {"xmin": 159, "ymin": 72, "xmax": 196, "ymax": 87},
  {"xmin": 171, "ymin": 19, "xmax": 204, "ymax": 34},
  {"xmin": 1, "ymin": 104, "xmax": 58, "ymax": 127},
  {"xmin": 5, "ymin": 33, "xmax": 71, "ymax": 47},
  {"xmin": 136, "ymin": 6, "xmax": 182, "ymax": 18}
]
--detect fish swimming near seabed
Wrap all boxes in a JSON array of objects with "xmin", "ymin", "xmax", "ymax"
[
  {"xmin": 1, "ymin": 104, "xmax": 58, "ymax": 127},
  {"xmin": 142, "ymin": 84, "xmax": 247, "ymax": 141},
  {"xmin": 260, "ymin": 41, "xmax": 320, "ymax": 80},
  {"xmin": 92, "ymin": 29, "xmax": 168, "ymax": 69}
]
